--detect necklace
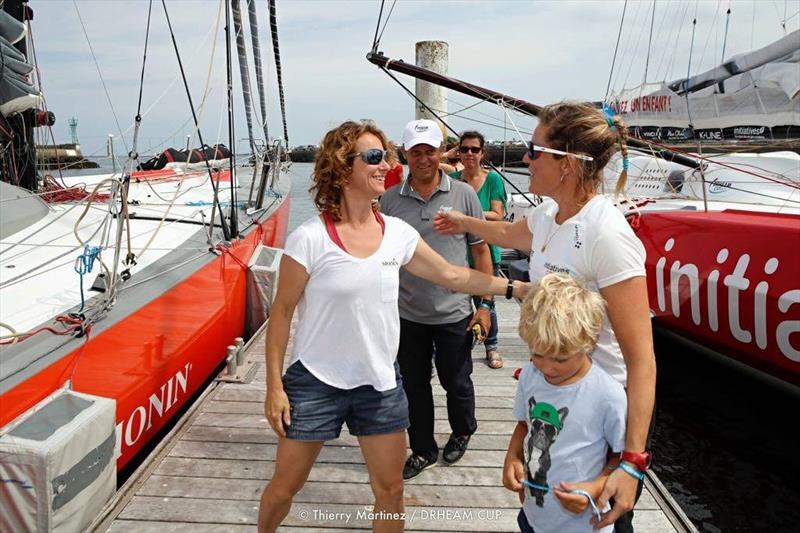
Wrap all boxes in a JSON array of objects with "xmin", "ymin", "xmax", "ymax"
[{"xmin": 540, "ymin": 216, "xmax": 564, "ymax": 253}]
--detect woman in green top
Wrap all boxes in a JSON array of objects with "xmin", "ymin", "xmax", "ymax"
[{"xmin": 451, "ymin": 130, "xmax": 507, "ymax": 369}]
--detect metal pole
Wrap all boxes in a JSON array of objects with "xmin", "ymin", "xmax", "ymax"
[{"xmin": 224, "ymin": 0, "xmax": 239, "ymax": 238}]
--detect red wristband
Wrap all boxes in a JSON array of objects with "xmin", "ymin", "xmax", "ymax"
[{"xmin": 620, "ymin": 450, "xmax": 652, "ymax": 472}]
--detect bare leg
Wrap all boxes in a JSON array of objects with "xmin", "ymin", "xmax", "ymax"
[
  {"xmin": 358, "ymin": 431, "xmax": 407, "ymax": 533},
  {"xmin": 258, "ymin": 438, "xmax": 324, "ymax": 533}
]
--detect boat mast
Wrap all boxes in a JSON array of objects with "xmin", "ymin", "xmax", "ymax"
[
  {"xmin": 231, "ymin": 0, "xmax": 255, "ymax": 155},
  {"xmin": 268, "ymin": 0, "xmax": 288, "ymax": 146},
  {"xmin": 246, "ymin": 0, "xmax": 269, "ymax": 143},
  {"xmin": 224, "ymin": 0, "xmax": 239, "ymax": 238}
]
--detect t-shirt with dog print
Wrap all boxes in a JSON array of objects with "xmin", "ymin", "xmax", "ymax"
[{"xmin": 513, "ymin": 361, "xmax": 627, "ymax": 533}]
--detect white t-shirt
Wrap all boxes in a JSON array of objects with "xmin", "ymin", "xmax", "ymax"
[
  {"xmin": 526, "ymin": 196, "xmax": 646, "ymax": 385},
  {"xmin": 284, "ymin": 215, "xmax": 420, "ymax": 391},
  {"xmin": 513, "ymin": 362, "xmax": 627, "ymax": 533}
]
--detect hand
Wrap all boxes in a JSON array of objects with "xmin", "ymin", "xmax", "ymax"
[
  {"xmin": 444, "ymin": 146, "xmax": 459, "ymax": 160},
  {"xmin": 553, "ymin": 478, "xmax": 604, "ymax": 515},
  {"xmin": 265, "ymin": 386, "xmax": 291, "ymax": 438},
  {"xmin": 502, "ymin": 457, "xmax": 526, "ymax": 504},
  {"xmin": 514, "ymin": 281, "xmax": 532, "ymax": 301},
  {"xmin": 468, "ymin": 307, "xmax": 491, "ymax": 337},
  {"xmin": 594, "ymin": 467, "xmax": 638, "ymax": 528},
  {"xmin": 433, "ymin": 209, "xmax": 467, "ymax": 235}
]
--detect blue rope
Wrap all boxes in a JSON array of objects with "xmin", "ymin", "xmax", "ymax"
[
  {"xmin": 522, "ymin": 480, "xmax": 603, "ymax": 522},
  {"xmin": 522, "ymin": 479, "xmax": 550, "ymax": 493},
  {"xmin": 568, "ymin": 488, "xmax": 603, "ymax": 523},
  {"xmin": 74, "ymin": 245, "xmax": 101, "ymax": 312}
]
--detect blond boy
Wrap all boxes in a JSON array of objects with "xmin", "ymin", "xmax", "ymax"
[{"xmin": 504, "ymin": 274, "xmax": 627, "ymax": 533}]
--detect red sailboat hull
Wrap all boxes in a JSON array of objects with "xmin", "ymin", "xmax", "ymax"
[
  {"xmin": 0, "ymin": 198, "xmax": 290, "ymax": 469},
  {"xmin": 634, "ymin": 209, "xmax": 800, "ymax": 386}
]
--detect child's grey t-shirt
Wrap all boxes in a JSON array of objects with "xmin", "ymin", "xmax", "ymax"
[{"xmin": 513, "ymin": 362, "xmax": 627, "ymax": 533}]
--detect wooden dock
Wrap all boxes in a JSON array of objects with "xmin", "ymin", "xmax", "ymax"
[{"xmin": 95, "ymin": 299, "xmax": 695, "ymax": 532}]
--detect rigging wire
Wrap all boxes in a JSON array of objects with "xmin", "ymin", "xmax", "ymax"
[
  {"xmin": 693, "ymin": 0, "xmax": 723, "ymax": 78},
  {"xmin": 642, "ymin": 0, "xmax": 657, "ymax": 84},
  {"xmin": 718, "ymin": 3, "xmax": 732, "ymax": 91},
  {"xmin": 604, "ymin": 0, "xmax": 628, "ymax": 102},
  {"xmin": 612, "ymin": 0, "xmax": 644, "ymax": 91},
  {"xmin": 664, "ymin": 0, "xmax": 693, "ymax": 81},
  {"xmin": 372, "ymin": 0, "xmax": 386, "ymax": 52},
  {"xmin": 24, "ymin": 12, "xmax": 66, "ymax": 185},
  {"xmin": 71, "ymin": 0, "xmax": 129, "ymax": 155},
  {"xmin": 652, "ymin": 0, "xmax": 683, "ymax": 82},
  {"xmin": 160, "ymin": 0, "xmax": 231, "ymax": 241},
  {"xmin": 375, "ymin": 0, "xmax": 398, "ymax": 48}
]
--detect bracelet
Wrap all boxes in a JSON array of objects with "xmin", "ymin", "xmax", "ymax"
[
  {"xmin": 505, "ymin": 279, "xmax": 514, "ymax": 299},
  {"xmin": 618, "ymin": 461, "xmax": 645, "ymax": 481},
  {"xmin": 479, "ymin": 302, "xmax": 492, "ymax": 310}
]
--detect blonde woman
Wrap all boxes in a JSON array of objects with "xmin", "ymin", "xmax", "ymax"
[{"xmin": 434, "ymin": 102, "xmax": 655, "ymax": 533}]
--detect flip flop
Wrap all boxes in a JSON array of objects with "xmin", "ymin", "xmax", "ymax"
[{"xmin": 486, "ymin": 350, "xmax": 503, "ymax": 369}]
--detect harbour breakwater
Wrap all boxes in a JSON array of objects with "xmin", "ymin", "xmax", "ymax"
[{"xmin": 37, "ymin": 143, "xmax": 99, "ymax": 169}]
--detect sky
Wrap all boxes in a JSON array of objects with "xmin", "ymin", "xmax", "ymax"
[{"xmin": 22, "ymin": 0, "xmax": 800, "ymax": 157}]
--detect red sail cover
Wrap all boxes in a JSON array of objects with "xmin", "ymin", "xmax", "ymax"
[{"xmin": 634, "ymin": 209, "xmax": 800, "ymax": 385}]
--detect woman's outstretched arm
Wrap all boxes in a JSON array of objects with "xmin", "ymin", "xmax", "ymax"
[
  {"xmin": 404, "ymin": 238, "xmax": 528, "ymax": 300},
  {"xmin": 433, "ymin": 210, "xmax": 533, "ymax": 253}
]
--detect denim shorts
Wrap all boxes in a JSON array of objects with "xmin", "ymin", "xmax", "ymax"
[{"xmin": 281, "ymin": 360, "xmax": 409, "ymax": 441}]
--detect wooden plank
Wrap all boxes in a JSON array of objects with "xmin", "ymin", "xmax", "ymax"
[
  {"xmin": 202, "ymin": 400, "xmax": 519, "ymax": 421},
  {"xmin": 154, "ymin": 457, "xmax": 508, "ymax": 487},
  {"xmin": 107, "ymin": 520, "xmax": 256, "ymax": 533},
  {"xmin": 215, "ymin": 385, "xmax": 522, "ymax": 403},
  {"xmin": 182, "ymin": 426, "xmax": 515, "ymax": 450},
  {"xmin": 190, "ymin": 413, "xmax": 519, "ymax": 434},
  {"xmin": 138, "ymin": 476, "xmax": 519, "ymax": 509},
  {"xmin": 168, "ymin": 440, "xmax": 507, "ymax": 467},
  {"xmin": 118, "ymin": 496, "xmax": 521, "ymax": 532}
]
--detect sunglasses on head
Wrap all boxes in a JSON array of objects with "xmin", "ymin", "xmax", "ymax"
[
  {"xmin": 349, "ymin": 148, "xmax": 388, "ymax": 165},
  {"xmin": 458, "ymin": 146, "xmax": 482, "ymax": 154},
  {"xmin": 527, "ymin": 141, "xmax": 594, "ymax": 161}
]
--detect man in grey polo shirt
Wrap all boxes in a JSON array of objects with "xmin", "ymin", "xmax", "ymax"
[{"xmin": 380, "ymin": 119, "xmax": 494, "ymax": 480}]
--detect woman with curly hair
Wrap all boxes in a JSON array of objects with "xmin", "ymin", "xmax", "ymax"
[
  {"xmin": 434, "ymin": 102, "xmax": 655, "ymax": 533},
  {"xmin": 258, "ymin": 121, "xmax": 527, "ymax": 532}
]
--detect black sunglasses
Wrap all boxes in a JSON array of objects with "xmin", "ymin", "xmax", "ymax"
[
  {"xmin": 458, "ymin": 146, "xmax": 482, "ymax": 154},
  {"xmin": 349, "ymin": 148, "xmax": 388, "ymax": 165}
]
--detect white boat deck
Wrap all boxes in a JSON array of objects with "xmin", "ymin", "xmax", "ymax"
[{"xmin": 94, "ymin": 299, "xmax": 695, "ymax": 532}]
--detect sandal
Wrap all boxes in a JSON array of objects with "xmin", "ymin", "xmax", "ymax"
[{"xmin": 485, "ymin": 350, "xmax": 503, "ymax": 369}]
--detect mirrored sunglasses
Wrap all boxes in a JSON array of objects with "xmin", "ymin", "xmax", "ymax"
[
  {"xmin": 527, "ymin": 141, "xmax": 593, "ymax": 161},
  {"xmin": 350, "ymin": 148, "xmax": 388, "ymax": 165}
]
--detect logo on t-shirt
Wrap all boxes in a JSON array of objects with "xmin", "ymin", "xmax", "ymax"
[
  {"xmin": 543, "ymin": 262, "xmax": 572, "ymax": 276},
  {"xmin": 573, "ymin": 224, "xmax": 583, "ymax": 249},
  {"xmin": 382, "ymin": 258, "xmax": 399, "ymax": 267}
]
